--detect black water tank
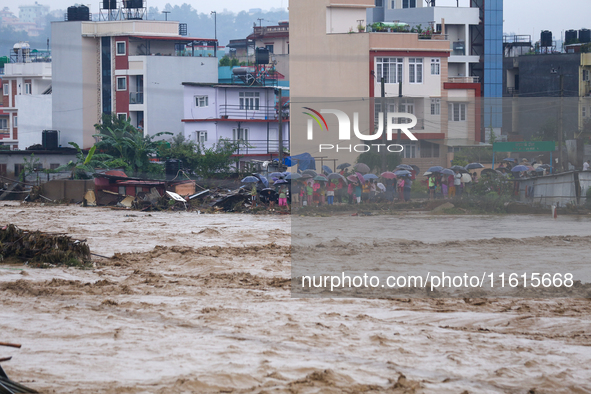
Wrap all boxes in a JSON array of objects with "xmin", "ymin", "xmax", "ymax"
[
  {"xmin": 42, "ymin": 130, "xmax": 58, "ymax": 150},
  {"xmin": 565, "ymin": 30, "xmax": 578, "ymax": 45},
  {"xmin": 103, "ymin": 0, "xmax": 117, "ymax": 9},
  {"xmin": 580, "ymin": 28, "xmax": 591, "ymax": 44},
  {"xmin": 67, "ymin": 6, "xmax": 78, "ymax": 21},
  {"xmin": 255, "ymin": 47, "xmax": 270, "ymax": 65},
  {"xmin": 78, "ymin": 5, "xmax": 89, "ymax": 20},
  {"xmin": 165, "ymin": 159, "xmax": 182, "ymax": 178},
  {"xmin": 541, "ymin": 30, "xmax": 552, "ymax": 47}
]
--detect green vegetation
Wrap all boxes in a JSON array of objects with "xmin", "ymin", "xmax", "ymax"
[
  {"xmin": 355, "ymin": 150, "xmax": 402, "ymax": 173},
  {"xmin": 56, "ymin": 143, "xmax": 112, "ymax": 179}
]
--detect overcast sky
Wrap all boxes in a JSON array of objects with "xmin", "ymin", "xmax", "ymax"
[{"xmin": 7, "ymin": 0, "xmax": 590, "ymax": 40}]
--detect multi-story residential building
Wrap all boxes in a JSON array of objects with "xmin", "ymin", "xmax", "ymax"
[
  {"xmin": 18, "ymin": 2, "xmax": 50, "ymax": 24},
  {"xmin": 367, "ymin": 0, "xmax": 503, "ymax": 140},
  {"xmin": 51, "ymin": 19, "xmax": 218, "ymax": 149},
  {"xmin": 1, "ymin": 44, "xmax": 52, "ymax": 150},
  {"xmin": 291, "ymin": 0, "xmax": 481, "ymax": 169},
  {"xmin": 181, "ymin": 83, "xmax": 289, "ymax": 168}
]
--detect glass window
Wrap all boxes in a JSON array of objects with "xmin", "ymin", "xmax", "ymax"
[
  {"xmin": 402, "ymin": 0, "xmax": 416, "ymax": 8},
  {"xmin": 430, "ymin": 58, "xmax": 440, "ymax": 75},
  {"xmin": 25, "ymin": 83, "xmax": 32, "ymax": 94},
  {"xmin": 409, "ymin": 58, "xmax": 423, "ymax": 84},
  {"xmin": 239, "ymin": 92, "xmax": 260, "ymax": 110},
  {"xmin": 376, "ymin": 57, "xmax": 403, "ymax": 84},
  {"xmin": 2, "ymin": 83, "xmax": 8, "ymax": 95},
  {"xmin": 116, "ymin": 41, "xmax": 126, "ymax": 55},
  {"xmin": 233, "ymin": 127, "xmax": 249, "ymax": 141},
  {"xmin": 430, "ymin": 99, "xmax": 440, "ymax": 115},
  {"xmin": 375, "ymin": 0, "xmax": 383, "ymax": 6},
  {"xmin": 117, "ymin": 113, "xmax": 127, "ymax": 121},
  {"xmin": 0, "ymin": 119, "xmax": 7, "ymax": 129},
  {"xmin": 13, "ymin": 116, "xmax": 17, "ymax": 128},
  {"xmin": 448, "ymin": 103, "xmax": 467, "ymax": 122},
  {"xmin": 116, "ymin": 77, "xmax": 127, "ymax": 90},
  {"xmin": 195, "ymin": 96, "xmax": 208, "ymax": 107},
  {"xmin": 402, "ymin": 142, "xmax": 416, "ymax": 158},
  {"xmin": 265, "ymin": 44, "xmax": 274, "ymax": 53}
]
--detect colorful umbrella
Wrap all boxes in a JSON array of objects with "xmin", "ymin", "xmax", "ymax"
[
  {"xmin": 380, "ymin": 172, "xmax": 397, "ymax": 179},
  {"xmin": 355, "ymin": 172, "xmax": 366, "ymax": 183}
]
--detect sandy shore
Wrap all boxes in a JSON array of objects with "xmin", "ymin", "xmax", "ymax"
[{"xmin": 1, "ymin": 202, "xmax": 590, "ymax": 393}]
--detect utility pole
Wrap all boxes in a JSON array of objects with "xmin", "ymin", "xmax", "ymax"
[
  {"xmin": 211, "ymin": 11, "xmax": 217, "ymax": 58},
  {"xmin": 396, "ymin": 77, "xmax": 403, "ymax": 146},
  {"xmin": 559, "ymin": 73, "xmax": 564, "ymax": 172},
  {"xmin": 380, "ymin": 77, "xmax": 387, "ymax": 172},
  {"xmin": 277, "ymin": 88, "xmax": 283, "ymax": 166},
  {"xmin": 162, "ymin": 10, "xmax": 170, "ymax": 21}
]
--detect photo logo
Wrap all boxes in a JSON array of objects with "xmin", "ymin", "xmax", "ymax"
[{"xmin": 303, "ymin": 108, "xmax": 418, "ymax": 153}]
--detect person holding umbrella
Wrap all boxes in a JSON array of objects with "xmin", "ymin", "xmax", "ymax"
[
  {"xmin": 355, "ymin": 181, "xmax": 362, "ymax": 203},
  {"xmin": 292, "ymin": 180, "xmax": 301, "ymax": 208},
  {"xmin": 454, "ymin": 170, "xmax": 462, "ymax": 197},
  {"xmin": 428, "ymin": 174, "xmax": 436, "ymax": 200},
  {"xmin": 404, "ymin": 176, "xmax": 412, "ymax": 202},
  {"xmin": 326, "ymin": 180, "xmax": 336, "ymax": 205}
]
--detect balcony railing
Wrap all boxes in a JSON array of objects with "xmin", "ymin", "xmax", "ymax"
[
  {"xmin": 218, "ymin": 104, "xmax": 289, "ymax": 121},
  {"xmin": 129, "ymin": 92, "xmax": 144, "ymax": 104},
  {"xmin": 507, "ymin": 87, "xmax": 519, "ymax": 95},
  {"xmin": 231, "ymin": 139, "xmax": 289, "ymax": 155},
  {"xmin": 447, "ymin": 76, "xmax": 480, "ymax": 84}
]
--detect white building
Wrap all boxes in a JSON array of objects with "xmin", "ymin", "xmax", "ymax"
[
  {"xmin": 1, "ymin": 45, "xmax": 52, "ymax": 150},
  {"xmin": 18, "ymin": 2, "xmax": 50, "ymax": 24},
  {"xmin": 51, "ymin": 20, "xmax": 218, "ymax": 149},
  {"xmin": 181, "ymin": 83, "xmax": 289, "ymax": 167}
]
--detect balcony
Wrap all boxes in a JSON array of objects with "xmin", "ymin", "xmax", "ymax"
[
  {"xmin": 218, "ymin": 105, "xmax": 289, "ymax": 121},
  {"xmin": 447, "ymin": 76, "xmax": 480, "ymax": 84},
  {"xmin": 233, "ymin": 139, "xmax": 290, "ymax": 155},
  {"xmin": 129, "ymin": 92, "xmax": 144, "ymax": 104},
  {"xmin": 451, "ymin": 40, "xmax": 465, "ymax": 56}
]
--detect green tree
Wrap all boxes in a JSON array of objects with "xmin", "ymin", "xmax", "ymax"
[
  {"xmin": 20, "ymin": 153, "xmax": 40, "ymax": 182},
  {"xmin": 56, "ymin": 143, "xmax": 113, "ymax": 179},
  {"xmin": 355, "ymin": 150, "xmax": 401, "ymax": 173}
]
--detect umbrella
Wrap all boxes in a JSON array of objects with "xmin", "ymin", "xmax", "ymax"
[
  {"xmin": 380, "ymin": 172, "xmax": 397, "ymax": 179},
  {"xmin": 269, "ymin": 172, "xmax": 284, "ymax": 179},
  {"xmin": 427, "ymin": 166, "xmax": 444, "ymax": 173},
  {"xmin": 395, "ymin": 170, "xmax": 411, "ymax": 177},
  {"xmin": 511, "ymin": 165, "xmax": 530, "ymax": 172},
  {"xmin": 252, "ymin": 174, "xmax": 269, "ymax": 188},
  {"xmin": 347, "ymin": 175, "xmax": 359, "ymax": 183},
  {"xmin": 503, "ymin": 158, "xmax": 516, "ymax": 162},
  {"xmin": 465, "ymin": 163, "xmax": 485, "ymax": 170},
  {"xmin": 328, "ymin": 173, "xmax": 347, "ymax": 183},
  {"xmin": 285, "ymin": 173, "xmax": 302, "ymax": 180},
  {"xmin": 377, "ymin": 183, "xmax": 386, "ymax": 192},
  {"xmin": 356, "ymin": 172, "xmax": 366, "ymax": 183},
  {"xmin": 302, "ymin": 169, "xmax": 318, "ymax": 177},
  {"xmin": 449, "ymin": 165, "xmax": 468, "ymax": 173},
  {"xmin": 274, "ymin": 179, "xmax": 289, "ymax": 185},
  {"xmin": 354, "ymin": 163, "xmax": 370, "ymax": 174},
  {"xmin": 301, "ymin": 174, "xmax": 313, "ymax": 179},
  {"xmin": 241, "ymin": 176, "xmax": 259, "ymax": 183},
  {"xmin": 441, "ymin": 168, "xmax": 455, "ymax": 176},
  {"xmin": 313, "ymin": 175, "xmax": 328, "ymax": 182},
  {"xmin": 535, "ymin": 167, "xmax": 546, "ymax": 173},
  {"xmin": 538, "ymin": 164, "xmax": 552, "ymax": 169},
  {"xmin": 395, "ymin": 164, "xmax": 413, "ymax": 171},
  {"xmin": 481, "ymin": 168, "xmax": 498, "ymax": 176},
  {"xmin": 364, "ymin": 174, "xmax": 379, "ymax": 180},
  {"xmin": 423, "ymin": 171, "xmax": 432, "ymax": 176},
  {"xmin": 411, "ymin": 165, "xmax": 420, "ymax": 174},
  {"xmin": 337, "ymin": 163, "xmax": 351, "ymax": 170},
  {"xmin": 322, "ymin": 165, "xmax": 333, "ymax": 175}
]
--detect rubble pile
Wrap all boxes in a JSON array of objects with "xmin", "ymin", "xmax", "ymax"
[{"xmin": 0, "ymin": 224, "xmax": 91, "ymax": 267}]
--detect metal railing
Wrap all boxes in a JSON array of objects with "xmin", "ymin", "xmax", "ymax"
[
  {"xmin": 447, "ymin": 76, "xmax": 480, "ymax": 84},
  {"xmin": 129, "ymin": 91, "xmax": 144, "ymax": 104},
  {"xmin": 232, "ymin": 139, "xmax": 290, "ymax": 155},
  {"xmin": 218, "ymin": 104, "xmax": 289, "ymax": 121}
]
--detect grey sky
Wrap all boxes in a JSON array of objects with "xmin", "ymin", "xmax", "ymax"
[{"xmin": 7, "ymin": 0, "xmax": 590, "ymax": 40}]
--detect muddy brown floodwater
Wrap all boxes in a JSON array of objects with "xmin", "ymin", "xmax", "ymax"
[{"xmin": 1, "ymin": 202, "xmax": 591, "ymax": 393}]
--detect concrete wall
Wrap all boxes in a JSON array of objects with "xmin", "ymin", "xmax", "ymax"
[
  {"xmin": 0, "ymin": 151, "xmax": 76, "ymax": 179},
  {"xmin": 144, "ymin": 56, "xmax": 217, "ymax": 138},
  {"xmin": 16, "ymin": 95, "xmax": 52, "ymax": 150},
  {"xmin": 518, "ymin": 171, "xmax": 591, "ymax": 207}
]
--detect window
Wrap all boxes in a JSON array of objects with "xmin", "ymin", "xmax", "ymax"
[
  {"xmin": 396, "ymin": 99, "xmax": 414, "ymax": 124},
  {"xmin": 50, "ymin": 163, "xmax": 60, "ymax": 170},
  {"xmin": 376, "ymin": 57, "xmax": 403, "ymax": 84},
  {"xmin": 409, "ymin": 58, "xmax": 423, "ymax": 83},
  {"xmin": 389, "ymin": 0, "xmax": 395, "ymax": 9},
  {"xmin": 448, "ymin": 103, "xmax": 467, "ymax": 122},
  {"xmin": 2, "ymin": 83, "xmax": 8, "ymax": 95},
  {"xmin": 0, "ymin": 164, "xmax": 6, "ymax": 177},
  {"xmin": 420, "ymin": 141, "xmax": 440, "ymax": 158},
  {"xmin": 375, "ymin": 0, "xmax": 383, "ymax": 6},
  {"xmin": 583, "ymin": 106, "xmax": 587, "ymax": 118},
  {"xmin": 583, "ymin": 70, "xmax": 589, "ymax": 81},
  {"xmin": 431, "ymin": 99, "xmax": 440, "ymax": 115},
  {"xmin": 402, "ymin": 142, "xmax": 416, "ymax": 158},
  {"xmin": 116, "ymin": 41, "xmax": 126, "ymax": 55},
  {"xmin": 116, "ymin": 77, "xmax": 127, "ymax": 91},
  {"xmin": 24, "ymin": 83, "xmax": 32, "ymax": 94},
  {"xmin": 239, "ymin": 92, "xmax": 259, "ymax": 110},
  {"xmin": 402, "ymin": 0, "xmax": 416, "ymax": 8},
  {"xmin": 431, "ymin": 58, "xmax": 440, "ymax": 75},
  {"xmin": 374, "ymin": 102, "xmax": 382, "ymax": 128},
  {"xmin": 117, "ymin": 113, "xmax": 127, "ymax": 121},
  {"xmin": 0, "ymin": 118, "xmax": 7, "ymax": 130},
  {"xmin": 13, "ymin": 116, "xmax": 17, "ymax": 128},
  {"xmin": 194, "ymin": 95, "xmax": 208, "ymax": 107},
  {"xmin": 197, "ymin": 131, "xmax": 207, "ymax": 143},
  {"xmin": 265, "ymin": 44, "xmax": 274, "ymax": 53},
  {"xmin": 233, "ymin": 127, "xmax": 249, "ymax": 141},
  {"xmin": 14, "ymin": 164, "xmax": 24, "ymax": 178}
]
